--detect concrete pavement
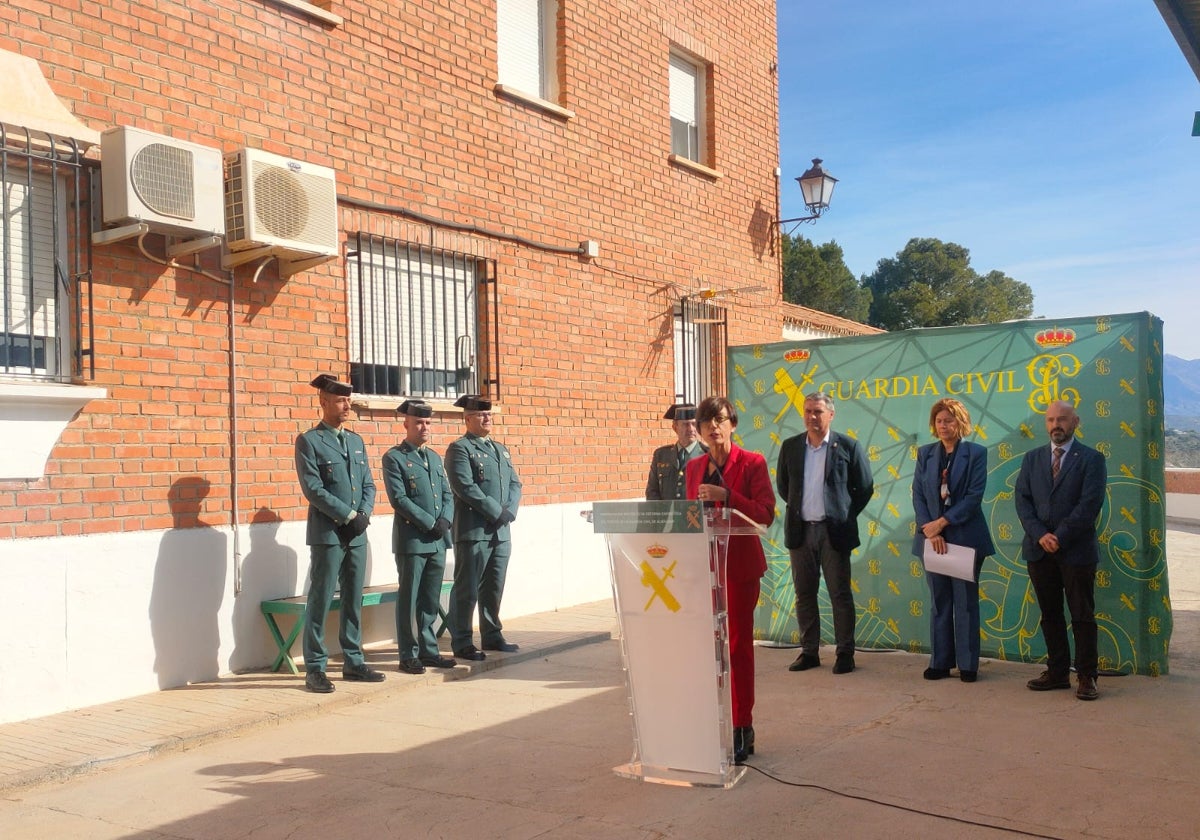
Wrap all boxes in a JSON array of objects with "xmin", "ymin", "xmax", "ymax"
[{"xmin": 0, "ymin": 526, "xmax": 1197, "ymax": 838}]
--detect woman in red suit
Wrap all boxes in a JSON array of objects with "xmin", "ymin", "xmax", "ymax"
[{"xmin": 686, "ymin": 395, "xmax": 776, "ymax": 765}]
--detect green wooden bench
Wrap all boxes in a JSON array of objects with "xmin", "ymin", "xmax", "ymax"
[{"xmin": 261, "ymin": 581, "xmax": 453, "ymax": 674}]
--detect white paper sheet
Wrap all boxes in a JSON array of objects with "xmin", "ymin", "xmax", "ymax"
[{"xmin": 922, "ymin": 540, "xmax": 977, "ymax": 581}]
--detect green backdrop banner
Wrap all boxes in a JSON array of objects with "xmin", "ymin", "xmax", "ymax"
[{"xmin": 729, "ymin": 312, "xmax": 1171, "ymax": 675}]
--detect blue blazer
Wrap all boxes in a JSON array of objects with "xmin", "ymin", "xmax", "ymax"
[
  {"xmin": 776, "ymin": 431, "xmax": 874, "ymax": 553},
  {"xmin": 911, "ymin": 439, "xmax": 996, "ymax": 558},
  {"xmin": 1014, "ymin": 441, "xmax": 1107, "ymax": 567}
]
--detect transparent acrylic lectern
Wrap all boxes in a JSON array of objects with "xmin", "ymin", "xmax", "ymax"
[{"xmin": 590, "ymin": 500, "xmax": 765, "ymax": 788}]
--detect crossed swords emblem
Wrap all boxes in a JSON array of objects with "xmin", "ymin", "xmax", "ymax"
[{"xmin": 640, "ymin": 560, "xmax": 681, "ymax": 612}]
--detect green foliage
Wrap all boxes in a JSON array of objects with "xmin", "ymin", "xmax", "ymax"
[
  {"xmin": 781, "ymin": 234, "xmax": 871, "ymax": 322},
  {"xmin": 863, "ymin": 237, "xmax": 1034, "ymax": 330}
]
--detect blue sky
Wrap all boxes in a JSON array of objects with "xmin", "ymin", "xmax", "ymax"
[{"xmin": 777, "ymin": 2, "xmax": 1200, "ymax": 360}]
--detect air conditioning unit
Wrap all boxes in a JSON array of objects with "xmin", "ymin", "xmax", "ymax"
[
  {"xmin": 223, "ymin": 148, "xmax": 339, "ymax": 258},
  {"xmin": 100, "ymin": 126, "xmax": 226, "ymax": 237}
]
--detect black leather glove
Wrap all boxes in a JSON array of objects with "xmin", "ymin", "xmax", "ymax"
[
  {"xmin": 497, "ymin": 508, "xmax": 516, "ymax": 525},
  {"xmin": 351, "ymin": 512, "xmax": 371, "ymax": 535},
  {"xmin": 431, "ymin": 517, "xmax": 451, "ymax": 537}
]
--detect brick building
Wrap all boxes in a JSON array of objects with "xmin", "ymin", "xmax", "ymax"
[{"xmin": 0, "ymin": 0, "xmax": 870, "ymax": 722}]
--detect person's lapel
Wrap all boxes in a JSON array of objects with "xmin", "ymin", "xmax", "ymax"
[{"xmin": 825, "ymin": 435, "xmax": 838, "ymax": 480}]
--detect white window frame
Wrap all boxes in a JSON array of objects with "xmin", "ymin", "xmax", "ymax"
[
  {"xmin": 496, "ymin": 0, "xmax": 559, "ymax": 102},
  {"xmin": 669, "ymin": 50, "xmax": 706, "ymax": 164}
]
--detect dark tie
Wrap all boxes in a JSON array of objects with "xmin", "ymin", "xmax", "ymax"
[
  {"xmin": 677, "ymin": 448, "xmax": 688, "ymax": 475},
  {"xmin": 1052, "ymin": 446, "xmax": 1063, "ymax": 480}
]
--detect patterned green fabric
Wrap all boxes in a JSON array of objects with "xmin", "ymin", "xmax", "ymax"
[{"xmin": 728, "ymin": 312, "xmax": 1171, "ymax": 675}]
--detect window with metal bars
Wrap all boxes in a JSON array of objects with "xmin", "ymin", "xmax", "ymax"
[
  {"xmin": 347, "ymin": 232, "xmax": 498, "ymax": 400},
  {"xmin": 674, "ymin": 298, "xmax": 726, "ymax": 403},
  {"xmin": 0, "ymin": 127, "xmax": 93, "ymax": 382}
]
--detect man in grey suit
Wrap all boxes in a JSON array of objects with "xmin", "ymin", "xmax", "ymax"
[
  {"xmin": 383, "ymin": 399, "xmax": 456, "ymax": 675},
  {"xmin": 295, "ymin": 375, "xmax": 385, "ymax": 693},
  {"xmin": 445, "ymin": 395, "xmax": 523, "ymax": 661},
  {"xmin": 1014, "ymin": 400, "xmax": 1107, "ymax": 700},
  {"xmin": 645, "ymin": 403, "xmax": 705, "ymax": 501},
  {"xmin": 776, "ymin": 392, "xmax": 874, "ymax": 675}
]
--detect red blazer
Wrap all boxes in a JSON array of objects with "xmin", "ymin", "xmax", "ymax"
[{"xmin": 686, "ymin": 444, "xmax": 776, "ymax": 582}]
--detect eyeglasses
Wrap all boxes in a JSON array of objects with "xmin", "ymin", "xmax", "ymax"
[{"xmin": 702, "ymin": 415, "xmax": 731, "ymax": 426}]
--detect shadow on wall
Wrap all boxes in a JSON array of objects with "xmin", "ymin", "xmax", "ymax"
[
  {"xmin": 229, "ymin": 507, "xmax": 298, "ymax": 673},
  {"xmin": 148, "ymin": 476, "xmax": 227, "ymax": 689}
]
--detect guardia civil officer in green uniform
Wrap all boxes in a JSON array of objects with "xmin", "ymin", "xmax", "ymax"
[
  {"xmin": 383, "ymin": 399, "xmax": 457, "ymax": 675},
  {"xmin": 295, "ymin": 374, "xmax": 385, "ymax": 693},
  {"xmin": 444, "ymin": 395, "xmax": 523, "ymax": 661},
  {"xmin": 645, "ymin": 403, "xmax": 706, "ymax": 500}
]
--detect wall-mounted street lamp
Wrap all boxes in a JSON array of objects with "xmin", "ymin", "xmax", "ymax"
[{"xmin": 777, "ymin": 158, "xmax": 838, "ymax": 236}]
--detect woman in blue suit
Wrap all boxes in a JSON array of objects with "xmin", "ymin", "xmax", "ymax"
[{"xmin": 911, "ymin": 398, "xmax": 995, "ymax": 682}]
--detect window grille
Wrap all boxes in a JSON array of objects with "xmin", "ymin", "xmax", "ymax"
[
  {"xmin": 348, "ymin": 232, "xmax": 498, "ymax": 400},
  {"xmin": 674, "ymin": 298, "xmax": 726, "ymax": 403},
  {"xmin": 0, "ymin": 126, "xmax": 93, "ymax": 381}
]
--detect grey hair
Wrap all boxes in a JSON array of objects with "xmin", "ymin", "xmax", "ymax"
[{"xmin": 804, "ymin": 391, "xmax": 835, "ymax": 412}]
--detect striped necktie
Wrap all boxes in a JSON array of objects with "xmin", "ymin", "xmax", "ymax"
[{"xmin": 1052, "ymin": 446, "xmax": 1063, "ymax": 480}]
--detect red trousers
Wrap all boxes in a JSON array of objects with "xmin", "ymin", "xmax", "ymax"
[{"xmin": 728, "ymin": 577, "xmax": 761, "ymax": 727}]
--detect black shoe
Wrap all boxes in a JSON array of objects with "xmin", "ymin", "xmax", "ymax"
[
  {"xmin": 305, "ymin": 670, "xmax": 335, "ymax": 693},
  {"xmin": 398, "ymin": 658, "xmax": 426, "ymax": 675},
  {"xmin": 959, "ymin": 670, "xmax": 978, "ymax": 683},
  {"xmin": 1027, "ymin": 670, "xmax": 1071, "ymax": 691},
  {"xmin": 482, "ymin": 640, "xmax": 519, "ymax": 652},
  {"xmin": 419, "ymin": 655, "xmax": 458, "ymax": 669},
  {"xmin": 453, "ymin": 646, "xmax": 487, "ymax": 661},
  {"xmin": 733, "ymin": 727, "xmax": 750, "ymax": 765},
  {"xmin": 788, "ymin": 653, "xmax": 821, "ymax": 672},
  {"xmin": 832, "ymin": 653, "xmax": 855, "ymax": 674},
  {"xmin": 923, "ymin": 667, "xmax": 951, "ymax": 680},
  {"xmin": 342, "ymin": 663, "xmax": 386, "ymax": 682}
]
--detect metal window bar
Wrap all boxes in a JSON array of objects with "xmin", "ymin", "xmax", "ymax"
[
  {"xmin": 0, "ymin": 125, "xmax": 92, "ymax": 382},
  {"xmin": 674, "ymin": 297, "xmax": 727, "ymax": 403},
  {"xmin": 349, "ymin": 231, "xmax": 497, "ymax": 400}
]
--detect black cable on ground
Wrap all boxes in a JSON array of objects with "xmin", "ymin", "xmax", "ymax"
[{"xmin": 743, "ymin": 763, "xmax": 1065, "ymax": 839}]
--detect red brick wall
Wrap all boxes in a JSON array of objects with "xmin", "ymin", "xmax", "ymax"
[
  {"xmin": 0, "ymin": 0, "xmax": 782, "ymax": 537},
  {"xmin": 1166, "ymin": 469, "xmax": 1200, "ymax": 495}
]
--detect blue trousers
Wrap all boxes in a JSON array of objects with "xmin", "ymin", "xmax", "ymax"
[{"xmin": 926, "ymin": 565, "xmax": 982, "ymax": 672}]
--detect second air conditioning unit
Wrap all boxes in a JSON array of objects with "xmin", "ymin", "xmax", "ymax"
[
  {"xmin": 224, "ymin": 148, "xmax": 339, "ymax": 258},
  {"xmin": 100, "ymin": 126, "xmax": 225, "ymax": 237}
]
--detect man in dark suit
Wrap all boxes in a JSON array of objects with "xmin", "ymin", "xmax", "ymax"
[
  {"xmin": 445, "ymin": 395, "xmax": 523, "ymax": 661},
  {"xmin": 777, "ymin": 392, "xmax": 874, "ymax": 675},
  {"xmin": 645, "ymin": 403, "xmax": 706, "ymax": 501},
  {"xmin": 1014, "ymin": 400, "xmax": 1107, "ymax": 700},
  {"xmin": 295, "ymin": 375, "xmax": 385, "ymax": 693},
  {"xmin": 383, "ymin": 399, "xmax": 456, "ymax": 675}
]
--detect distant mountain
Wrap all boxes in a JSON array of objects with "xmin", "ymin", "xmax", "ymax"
[{"xmin": 1164, "ymin": 355, "xmax": 1200, "ymax": 426}]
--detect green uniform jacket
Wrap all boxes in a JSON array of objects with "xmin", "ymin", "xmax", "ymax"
[
  {"xmin": 645, "ymin": 442, "xmax": 707, "ymax": 500},
  {"xmin": 382, "ymin": 441, "xmax": 455, "ymax": 555},
  {"xmin": 445, "ymin": 433, "xmax": 522, "ymax": 542},
  {"xmin": 295, "ymin": 424, "xmax": 376, "ymax": 546}
]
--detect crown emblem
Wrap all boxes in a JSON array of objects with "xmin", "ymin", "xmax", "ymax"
[
  {"xmin": 1035, "ymin": 327, "xmax": 1075, "ymax": 348},
  {"xmin": 783, "ymin": 348, "xmax": 811, "ymax": 362},
  {"xmin": 646, "ymin": 544, "xmax": 668, "ymax": 559}
]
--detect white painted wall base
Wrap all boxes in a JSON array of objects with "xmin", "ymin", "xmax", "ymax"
[{"xmin": 0, "ymin": 501, "xmax": 614, "ymax": 724}]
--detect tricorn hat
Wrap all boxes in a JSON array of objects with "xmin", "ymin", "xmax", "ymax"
[
  {"xmin": 310, "ymin": 374, "xmax": 352, "ymax": 397},
  {"xmin": 397, "ymin": 399, "xmax": 433, "ymax": 418},
  {"xmin": 663, "ymin": 403, "xmax": 697, "ymax": 421},
  {"xmin": 453, "ymin": 394, "xmax": 493, "ymax": 412}
]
